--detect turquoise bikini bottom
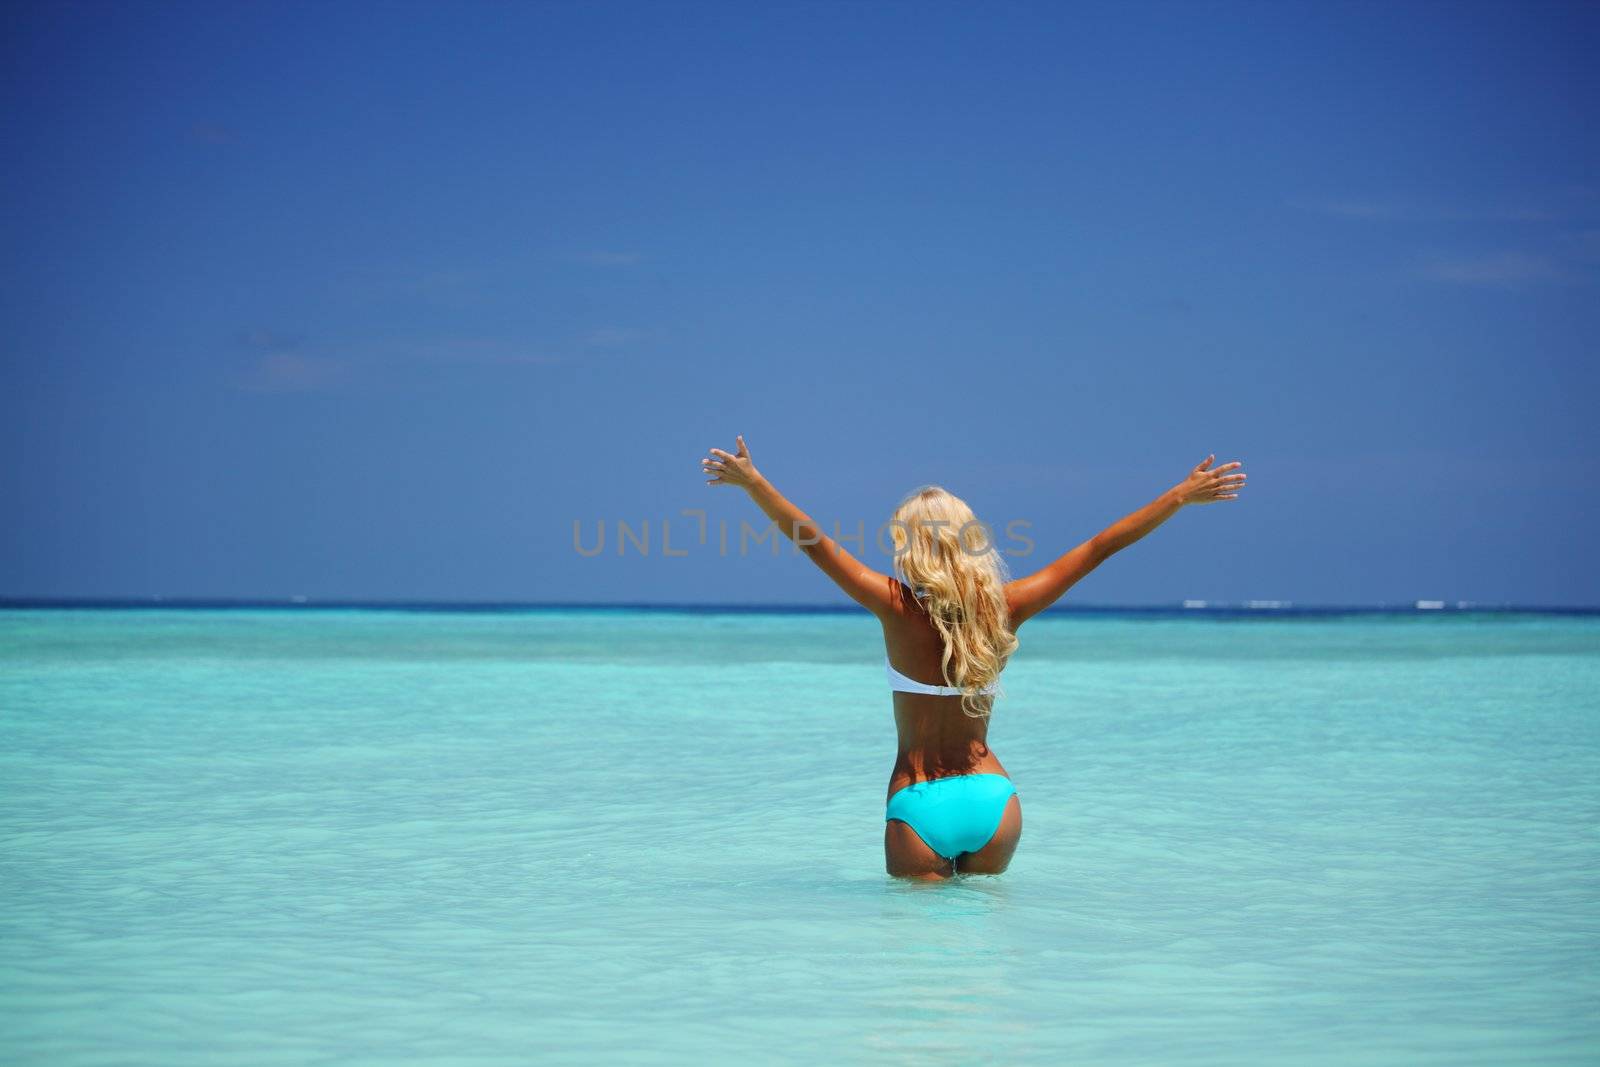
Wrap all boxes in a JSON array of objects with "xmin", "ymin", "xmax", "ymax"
[{"xmin": 885, "ymin": 773, "xmax": 1017, "ymax": 860}]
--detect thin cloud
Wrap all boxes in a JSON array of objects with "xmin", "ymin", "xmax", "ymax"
[
  {"xmin": 1415, "ymin": 251, "xmax": 1566, "ymax": 285},
  {"xmin": 1296, "ymin": 198, "xmax": 1400, "ymax": 220},
  {"xmin": 405, "ymin": 338, "xmax": 565, "ymax": 366},
  {"xmin": 1290, "ymin": 196, "xmax": 1555, "ymax": 223},
  {"xmin": 1291, "ymin": 192, "xmax": 1596, "ymax": 285},
  {"xmin": 234, "ymin": 352, "xmax": 348, "ymax": 393},
  {"xmin": 232, "ymin": 329, "xmax": 347, "ymax": 392},
  {"xmin": 225, "ymin": 330, "xmax": 635, "ymax": 393}
]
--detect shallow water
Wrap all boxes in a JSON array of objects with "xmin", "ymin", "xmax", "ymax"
[{"xmin": 2, "ymin": 608, "xmax": 1598, "ymax": 1064}]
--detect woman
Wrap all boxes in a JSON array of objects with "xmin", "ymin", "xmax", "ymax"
[{"xmin": 701, "ymin": 436, "xmax": 1246, "ymax": 880}]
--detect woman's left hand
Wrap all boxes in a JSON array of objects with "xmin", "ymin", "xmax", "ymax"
[{"xmin": 702, "ymin": 435, "xmax": 762, "ymax": 489}]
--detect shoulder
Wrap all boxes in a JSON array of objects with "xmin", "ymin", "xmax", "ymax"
[
  {"xmin": 874, "ymin": 578, "xmax": 930, "ymax": 625},
  {"xmin": 1003, "ymin": 580, "xmax": 1024, "ymax": 616}
]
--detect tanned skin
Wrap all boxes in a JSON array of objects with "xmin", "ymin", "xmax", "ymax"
[{"xmin": 701, "ymin": 436, "xmax": 1247, "ymax": 880}]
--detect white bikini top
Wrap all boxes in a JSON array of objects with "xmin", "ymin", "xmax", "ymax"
[{"xmin": 885, "ymin": 658, "xmax": 1000, "ymax": 697}]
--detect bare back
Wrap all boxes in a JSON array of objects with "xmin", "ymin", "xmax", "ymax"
[{"xmin": 880, "ymin": 581, "xmax": 1018, "ymax": 801}]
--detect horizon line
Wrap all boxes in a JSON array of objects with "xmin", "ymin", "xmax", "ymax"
[{"xmin": 1, "ymin": 597, "xmax": 1596, "ymax": 616}]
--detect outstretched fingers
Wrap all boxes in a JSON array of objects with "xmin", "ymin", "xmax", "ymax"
[
  {"xmin": 1210, "ymin": 464, "xmax": 1247, "ymax": 501},
  {"xmin": 700, "ymin": 439, "xmax": 752, "ymax": 487},
  {"xmin": 700, "ymin": 449, "xmax": 727, "ymax": 485}
]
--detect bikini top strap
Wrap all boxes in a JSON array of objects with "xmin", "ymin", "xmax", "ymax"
[{"xmin": 885, "ymin": 658, "xmax": 998, "ymax": 697}]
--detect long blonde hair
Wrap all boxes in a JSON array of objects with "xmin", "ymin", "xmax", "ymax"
[{"xmin": 889, "ymin": 486, "xmax": 1019, "ymax": 718}]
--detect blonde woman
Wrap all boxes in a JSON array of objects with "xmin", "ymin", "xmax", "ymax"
[{"xmin": 701, "ymin": 436, "xmax": 1247, "ymax": 880}]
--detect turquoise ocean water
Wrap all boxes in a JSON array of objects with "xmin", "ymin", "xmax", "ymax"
[{"xmin": 2, "ymin": 607, "xmax": 1598, "ymax": 1065}]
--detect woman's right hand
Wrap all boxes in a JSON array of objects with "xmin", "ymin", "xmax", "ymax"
[
  {"xmin": 701, "ymin": 435, "xmax": 763, "ymax": 490},
  {"xmin": 1174, "ymin": 454, "xmax": 1247, "ymax": 505}
]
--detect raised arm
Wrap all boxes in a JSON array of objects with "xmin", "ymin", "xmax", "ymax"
[
  {"xmin": 1005, "ymin": 454, "xmax": 1247, "ymax": 627},
  {"xmin": 701, "ymin": 436, "xmax": 897, "ymax": 618}
]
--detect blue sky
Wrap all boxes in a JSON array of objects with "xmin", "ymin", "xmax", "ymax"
[{"xmin": 2, "ymin": 0, "xmax": 1596, "ymax": 606}]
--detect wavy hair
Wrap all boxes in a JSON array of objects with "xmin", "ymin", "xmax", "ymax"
[{"xmin": 889, "ymin": 486, "xmax": 1019, "ymax": 718}]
